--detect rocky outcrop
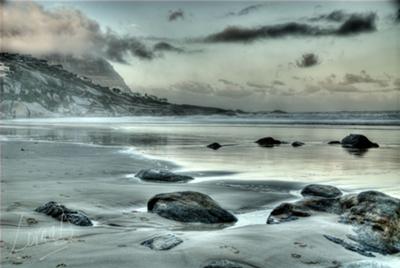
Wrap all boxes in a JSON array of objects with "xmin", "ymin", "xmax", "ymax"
[
  {"xmin": 291, "ymin": 141, "xmax": 305, "ymax": 147},
  {"xmin": 255, "ymin": 137, "xmax": 281, "ymax": 147},
  {"xmin": 267, "ymin": 185, "xmax": 400, "ymax": 255},
  {"xmin": 135, "ymin": 169, "xmax": 194, "ymax": 183},
  {"xmin": 147, "ymin": 191, "xmax": 237, "ymax": 224},
  {"xmin": 341, "ymin": 134, "xmax": 379, "ymax": 149},
  {"xmin": 35, "ymin": 201, "xmax": 92, "ymax": 226},
  {"xmin": 140, "ymin": 234, "xmax": 183, "ymax": 250},
  {"xmin": 207, "ymin": 142, "xmax": 222, "ymax": 150}
]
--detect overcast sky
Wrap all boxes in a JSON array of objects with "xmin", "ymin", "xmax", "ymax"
[{"xmin": 2, "ymin": 0, "xmax": 400, "ymax": 111}]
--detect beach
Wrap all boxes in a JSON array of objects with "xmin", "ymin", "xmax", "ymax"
[{"xmin": 1, "ymin": 117, "xmax": 399, "ymax": 267}]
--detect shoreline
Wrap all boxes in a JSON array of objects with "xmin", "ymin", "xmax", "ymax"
[{"xmin": 1, "ymin": 137, "xmax": 399, "ymax": 267}]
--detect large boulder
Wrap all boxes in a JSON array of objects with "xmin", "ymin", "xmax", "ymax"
[
  {"xmin": 339, "ymin": 191, "xmax": 400, "ymax": 254},
  {"xmin": 147, "ymin": 191, "xmax": 237, "ymax": 224},
  {"xmin": 255, "ymin": 137, "xmax": 281, "ymax": 147},
  {"xmin": 267, "ymin": 185, "xmax": 400, "ymax": 255},
  {"xmin": 35, "ymin": 201, "xmax": 92, "ymax": 226},
  {"xmin": 301, "ymin": 184, "xmax": 342, "ymax": 199},
  {"xmin": 341, "ymin": 134, "xmax": 379, "ymax": 149},
  {"xmin": 135, "ymin": 169, "xmax": 194, "ymax": 183}
]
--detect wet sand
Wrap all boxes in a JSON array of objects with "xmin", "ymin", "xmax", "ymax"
[{"xmin": 1, "ymin": 140, "xmax": 399, "ymax": 267}]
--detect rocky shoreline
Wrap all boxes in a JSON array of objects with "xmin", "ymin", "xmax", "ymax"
[{"xmin": 1, "ymin": 133, "xmax": 399, "ymax": 268}]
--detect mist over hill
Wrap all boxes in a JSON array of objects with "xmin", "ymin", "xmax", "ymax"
[{"xmin": 0, "ymin": 53, "xmax": 236, "ymax": 119}]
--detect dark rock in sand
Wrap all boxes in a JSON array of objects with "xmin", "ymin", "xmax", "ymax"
[
  {"xmin": 267, "ymin": 202, "xmax": 311, "ymax": 224},
  {"xmin": 339, "ymin": 191, "xmax": 400, "ymax": 254},
  {"xmin": 301, "ymin": 184, "xmax": 342, "ymax": 199},
  {"xmin": 268, "ymin": 184, "xmax": 400, "ymax": 255},
  {"xmin": 135, "ymin": 169, "xmax": 193, "ymax": 183},
  {"xmin": 341, "ymin": 134, "xmax": 379, "ymax": 149},
  {"xmin": 207, "ymin": 142, "xmax": 222, "ymax": 150},
  {"xmin": 300, "ymin": 197, "xmax": 341, "ymax": 214},
  {"xmin": 147, "ymin": 191, "xmax": 237, "ymax": 224},
  {"xmin": 35, "ymin": 201, "xmax": 92, "ymax": 226},
  {"xmin": 328, "ymin": 141, "xmax": 341, "ymax": 145},
  {"xmin": 203, "ymin": 259, "xmax": 258, "ymax": 268},
  {"xmin": 323, "ymin": 235, "xmax": 375, "ymax": 257},
  {"xmin": 255, "ymin": 137, "xmax": 281, "ymax": 147},
  {"xmin": 291, "ymin": 141, "xmax": 305, "ymax": 147},
  {"xmin": 140, "ymin": 234, "xmax": 183, "ymax": 250}
]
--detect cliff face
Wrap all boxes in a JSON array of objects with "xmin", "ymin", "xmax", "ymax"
[
  {"xmin": 0, "ymin": 53, "xmax": 234, "ymax": 118},
  {"xmin": 44, "ymin": 54, "xmax": 131, "ymax": 93}
]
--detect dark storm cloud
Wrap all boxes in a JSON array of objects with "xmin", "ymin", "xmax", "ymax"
[
  {"xmin": 296, "ymin": 53, "xmax": 320, "ymax": 68},
  {"xmin": 168, "ymin": 9, "xmax": 184, "ymax": 21},
  {"xmin": 153, "ymin": 42, "xmax": 184, "ymax": 53},
  {"xmin": 103, "ymin": 32, "xmax": 154, "ymax": 62},
  {"xmin": 204, "ymin": 13, "xmax": 377, "ymax": 43},
  {"xmin": 225, "ymin": 3, "xmax": 265, "ymax": 17},
  {"xmin": 309, "ymin": 10, "xmax": 348, "ymax": 22}
]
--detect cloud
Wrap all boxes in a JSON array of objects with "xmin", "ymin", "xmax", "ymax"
[
  {"xmin": 153, "ymin": 42, "xmax": 184, "ymax": 53},
  {"xmin": 303, "ymin": 72, "xmax": 395, "ymax": 95},
  {"xmin": 225, "ymin": 4, "xmax": 265, "ymax": 17},
  {"xmin": 335, "ymin": 13, "xmax": 377, "ymax": 35},
  {"xmin": 273, "ymin": 80, "xmax": 285, "ymax": 86},
  {"xmin": 309, "ymin": 10, "xmax": 348, "ymax": 22},
  {"xmin": 168, "ymin": 9, "xmax": 184, "ymax": 21},
  {"xmin": 0, "ymin": 2, "xmax": 153, "ymax": 62},
  {"xmin": 340, "ymin": 71, "xmax": 389, "ymax": 87},
  {"xmin": 204, "ymin": 12, "xmax": 377, "ymax": 43},
  {"xmin": 296, "ymin": 53, "xmax": 320, "ymax": 68}
]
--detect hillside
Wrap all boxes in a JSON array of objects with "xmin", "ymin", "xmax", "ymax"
[
  {"xmin": 0, "ymin": 53, "xmax": 235, "ymax": 118},
  {"xmin": 44, "ymin": 54, "xmax": 131, "ymax": 93}
]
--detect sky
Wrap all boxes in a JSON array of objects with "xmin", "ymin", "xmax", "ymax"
[{"xmin": 1, "ymin": 0, "xmax": 400, "ymax": 112}]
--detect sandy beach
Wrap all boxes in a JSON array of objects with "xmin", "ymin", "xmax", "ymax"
[{"xmin": 1, "ymin": 121, "xmax": 399, "ymax": 268}]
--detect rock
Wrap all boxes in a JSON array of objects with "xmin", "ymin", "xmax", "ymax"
[
  {"xmin": 323, "ymin": 235, "xmax": 375, "ymax": 257},
  {"xmin": 339, "ymin": 191, "xmax": 400, "ymax": 254},
  {"xmin": 202, "ymin": 259, "xmax": 257, "ymax": 268},
  {"xmin": 328, "ymin": 141, "xmax": 341, "ymax": 145},
  {"xmin": 267, "ymin": 186, "xmax": 400, "ymax": 255},
  {"xmin": 207, "ymin": 142, "xmax": 222, "ymax": 150},
  {"xmin": 35, "ymin": 201, "xmax": 92, "ymax": 226},
  {"xmin": 267, "ymin": 203, "xmax": 311, "ymax": 224},
  {"xmin": 341, "ymin": 134, "xmax": 379, "ymax": 149},
  {"xmin": 147, "ymin": 191, "xmax": 237, "ymax": 224},
  {"xmin": 255, "ymin": 137, "xmax": 281, "ymax": 147},
  {"xmin": 140, "ymin": 234, "xmax": 183, "ymax": 250},
  {"xmin": 301, "ymin": 184, "xmax": 342, "ymax": 199},
  {"xmin": 291, "ymin": 141, "xmax": 305, "ymax": 147},
  {"xmin": 135, "ymin": 169, "xmax": 194, "ymax": 183}
]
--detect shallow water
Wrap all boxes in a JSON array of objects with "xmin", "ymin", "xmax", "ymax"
[{"xmin": 1, "ymin": 117, "xmax": 399, "ymax": 197}]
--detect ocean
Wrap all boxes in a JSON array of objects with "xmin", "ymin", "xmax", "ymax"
[{"xmin": 1, "ymin": 112, "xmax": 399, "ymax": 197}]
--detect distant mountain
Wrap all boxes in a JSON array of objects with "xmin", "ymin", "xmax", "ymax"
[
  {"xmin": 44, "ymin": 54, "xmax": 131, "ymax": 93},
  {"xmin": 0, "ymin": 53, "xmax": 235, "ymax": 118}
]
